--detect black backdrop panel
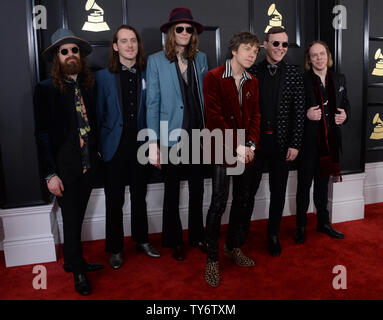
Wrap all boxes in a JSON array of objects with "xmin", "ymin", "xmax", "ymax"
[
  {"xmin": 335, "ymin": 0, "xmax": 364, "ymax": 173},
  {"xmin": 369, "ymin": 0, "xmax": 383, "ymax": 38}
]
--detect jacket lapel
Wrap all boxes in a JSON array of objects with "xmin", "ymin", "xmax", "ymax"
[
  {"xmin": 114, "ymin": 73, "xmax": 123, "ymax": 116},
  {"xmin": 222, "ymin": 76, "xmax": 242, "ymax": 127},
  {"xmin": 170, "ymin": 61, "xmax": 182, "ymax": 101},
  {"xmin": 275, "ymin": 62, "xmax": 286, "ymax": 114}
]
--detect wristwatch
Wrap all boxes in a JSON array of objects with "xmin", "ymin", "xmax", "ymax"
[{"xmin": 246, "ymin": 140, "xmax": 256, "ymax": 151}]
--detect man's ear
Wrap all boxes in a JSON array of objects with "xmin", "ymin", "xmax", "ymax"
[{"xmin": 112, "ymin": 43, "xmax": 118, "ymax": 52}]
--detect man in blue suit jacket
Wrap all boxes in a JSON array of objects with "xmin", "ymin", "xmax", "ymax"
[
  {"xmin": 96, "ymin": 25, "xmax": 160, "ymax": 269},
  {"xmin": 146, "ymin": 8, "xmax": 208, "ymax": 261}
]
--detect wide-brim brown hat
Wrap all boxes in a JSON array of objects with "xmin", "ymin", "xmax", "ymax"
[
  {"xmin": 42, "ymin": 28, "xmax": 92, "ymax": 62},
  {"xmin": 160, "ymin": 7, "xmax": 204, "ymax": 34}
]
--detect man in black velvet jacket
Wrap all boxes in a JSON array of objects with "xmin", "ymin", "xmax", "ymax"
[
  {"xmin": 33, "ymin": 28, "xmax": 103, "ymax": 296},
  {"xmin": 294, "ymin": 40, "xmax": 350, "ymax": 244}
]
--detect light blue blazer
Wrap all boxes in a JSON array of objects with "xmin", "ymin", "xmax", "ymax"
[{"xmin": 146, "ymin": 50, "xmax": 208, "ymax": 146}]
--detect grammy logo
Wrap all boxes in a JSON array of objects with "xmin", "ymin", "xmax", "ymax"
[
  {"xmin": 370, "ymin": 113, "xmax": 383, "ymax": 140},
  {"xmin": 82, "ymin": 0, "xmax": 110, "ymax": 32},
  {"xmin": 264, "ymin": 3, "xmax": 284, "ymax": 33},
  {"xmin": 372, "ymin": 49, "xmax": 383, "ymax": 77}
]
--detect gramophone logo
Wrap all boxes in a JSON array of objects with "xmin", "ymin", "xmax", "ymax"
[
  {"xmin": 372, "ymin": 49, "xmax": 383, "ymax": 77},
  {"xmin": 370, "ymin": 113, "xmax": 383, "ymax": 140},
  {"xmin": 265, "ymin": 3, "xmax": 284, "ymax": 33},
  {"xmin": 82, "ymin": 0, "xmax": 110, "ymax": 32}
]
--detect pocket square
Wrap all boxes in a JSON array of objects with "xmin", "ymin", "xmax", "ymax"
[
  {"xmin": 142, "ymin": 78, "xmax": 146, "ymax": 90},
  {"xmin": 201, "ymin": 66, "xmax": 206, "ymax": 72},
  {"xmin": 339, "ymin": 86, "xmax": 344, "ymax": 92}
]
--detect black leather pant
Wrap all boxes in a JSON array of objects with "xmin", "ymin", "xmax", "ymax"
[{"xmin": 206, "ymin": 165, "xmax": 253, "ymax": 262}]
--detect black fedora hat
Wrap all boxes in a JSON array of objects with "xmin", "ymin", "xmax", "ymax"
[
  {"xmin": 42, "ymin": 28, "xmax": 92, "ymax": 62},
  {"xmin": 160, "ymin": 8, "xmax": 204, "ymax": 34}
]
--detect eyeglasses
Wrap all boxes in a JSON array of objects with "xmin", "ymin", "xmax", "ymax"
[
  {"xmin": 59, "ymin": 47, "xmax": 79, "ymax": 56},
  {"xmin": 175, "ymin": 26, "xmax": 194, "ymax": 34},
  {"xmin": 269, "ymin": 41, "xmax": 289, "ymax": 48}
]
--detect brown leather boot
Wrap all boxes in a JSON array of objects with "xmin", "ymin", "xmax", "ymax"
[{"xmin": 223, "ymin": 244, "xmax": 255, "ymax": 267}]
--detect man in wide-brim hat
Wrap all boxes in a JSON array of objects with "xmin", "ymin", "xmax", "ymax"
[
  {"xmin": 34, "ymin": 28, "xmax": 103, "ymax": 296},
  {"xmin": 146, "ymin": 8, "xmax": 208, "ymax": 261},
  {"xmin": 42, "ymin": 28, "xmax": 92, "ymax": 62}
]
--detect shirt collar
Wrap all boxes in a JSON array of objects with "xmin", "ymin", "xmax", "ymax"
[
  {"xmin": 222, "ymin": 59, "xmax": 252, "ymax": 80},
  {"xmin": 120, "ymin": 62, "xmax": 137, "ymax": 73}
]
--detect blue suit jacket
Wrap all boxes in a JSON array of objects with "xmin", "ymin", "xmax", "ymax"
[
  {"xmin": 146, "ymin": 51, "xmax": 208, "ymax": 146},
  {"xmin": 96, "ymin": 68, "xmax": 147, "ymax": 162}
]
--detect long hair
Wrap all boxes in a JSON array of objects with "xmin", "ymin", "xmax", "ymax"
[
  {"xmin": 165, "ymin": 24, "xmax": 199, "ymax": 61},
  {"xmin": 51, "ymin": 51, "xmax": 94, "ymax": 92},
  {"xmin": 109, "ymin": 25, "xmax": 146, "ymax": 73},
  {"xmin": 305, "ymin": 40, "xmax": 333, "ymax": 71}
]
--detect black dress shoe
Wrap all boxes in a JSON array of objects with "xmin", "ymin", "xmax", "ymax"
[
  {"xmin": 190, "ymin": 240, "xmax": 207, "ymax": 253},
  {"xmin": 268, "ymin": 235, "xmax": 281, "ymax": 257},
  {"xmin": 317, "ymin": 223, "xmax": 344, "ymax": 239},
  {"xmin": 110, "ymin": 253, "xmax": 123, "ymax": 269},
  {"xmin": 136, "ymin": 243, "xmax": 161, "ymax": 258},
  {"xmin": 74, "ymin": 273, "xmax": 91, "ymax": 296},
  {"xmin": 63, "ymin": 262, "xmax": 104, "ymax": 273},
  {"xmin": 172, "ymin": 245, "xmax": 186, "ymax": 261},
  {"xmin": 294, "ymin": 226, "xmax": 306, "ymax": 244}
]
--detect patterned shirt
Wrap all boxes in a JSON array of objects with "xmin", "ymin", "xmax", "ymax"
[{"xmin": 222, "ymin": 59, "xmax": 252, "ymax": 107}]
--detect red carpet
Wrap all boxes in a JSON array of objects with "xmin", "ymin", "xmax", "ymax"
[{"xmin": 1, "ymin": 203, "xmax": 383, "ymax": 300}]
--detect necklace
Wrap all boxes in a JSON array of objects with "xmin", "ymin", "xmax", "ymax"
[{"xmin": 267, "ymin": 64, "xmax": 278, "ymax": 76}]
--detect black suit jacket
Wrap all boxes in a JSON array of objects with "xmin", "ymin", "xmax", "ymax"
[
  {"xmin": 33, "ymin": 78, "xmax": 98, "ymax": 182},
  {"xmin": 302, "ymin": 70, "xmax": 351, "ymax": 154},
  {"xmin": 249, "ymin": 60, "xmax": 305, "ymax": 156}
]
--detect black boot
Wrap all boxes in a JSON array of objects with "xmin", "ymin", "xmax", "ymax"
[
  {"xmin": 74, "ymin": 273, "xmax": 91, "ymax": 296},
  {"xmin": 317, "ymin": 223, "xmax": 344, "ymax": 239},
  {"xmin": 294, "ymin": 226, "xmax": 306, "ymax": 244}
]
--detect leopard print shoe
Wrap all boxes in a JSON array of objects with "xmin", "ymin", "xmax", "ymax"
[
  {"xmin": 205, "ymin": 260, "xmax": 220, "ymax": 287},
  {"xmin": 223, "ymin": 244, "xmax": 255, "ymax": 267}
]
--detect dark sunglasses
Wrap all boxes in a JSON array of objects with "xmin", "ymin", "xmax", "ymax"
[
  {"xmin": 270, "ymin": 41, "xmax": 289, "ymax": 48},
  {"xmin": 59, "ymin": 47, "xmax": 79, "ymax": 55},
  {"xmin": 175, "ymin": 26, "xmax": 194, "ymax": 34}
]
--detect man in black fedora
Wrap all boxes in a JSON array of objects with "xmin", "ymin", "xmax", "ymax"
[
  {"xmin": 33, "ymin": 28, "xmax": 103, "ymax": 296},
  {"xmin": 146, "ymin": 8, "xmax": 208, "ymax": 260}
]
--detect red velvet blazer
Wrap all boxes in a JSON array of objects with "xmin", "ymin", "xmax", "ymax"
[{"xmin": 203, "ymin": 63, "xmax": 261, "ymax": 166}]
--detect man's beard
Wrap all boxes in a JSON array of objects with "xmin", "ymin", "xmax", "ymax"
[{"xmin": 61, "ymin": 56, "xmax": 83, "ymax": 76}]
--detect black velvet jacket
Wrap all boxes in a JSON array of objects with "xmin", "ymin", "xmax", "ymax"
[
  {"xmin": 33, "ymin": 78, "xmax": 98, "ymax": 181},
  {"xmin": 302, "ymin": 70, "xmax": 351, "ymax": 154}
]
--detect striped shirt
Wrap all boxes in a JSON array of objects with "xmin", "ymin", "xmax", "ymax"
[{"xmin": 222, "ymin": 59, "xmax": 252, "ymax": 107}]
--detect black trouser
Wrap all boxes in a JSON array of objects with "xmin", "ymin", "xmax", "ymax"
[
  {"xmin": 206, "ymin": 165, "xmax": 252, "ymax": 262},
  {"xmin": 104, "ymin": 133, "xmax": 149, "ymax": 253},
  {"xmin": 247, "ymin": 134, "xmax": 290, "ymax": 237},
  {"xmin": 296, "ymin": 146, "xmax": 330, "ymax": 227},
  {"xmin": 161, "ymin": 160, "xmax": 205, "ymax": 248},
  {"xmin": 57, "ymin": 171, "xmax": 93, "ymax": 274}
]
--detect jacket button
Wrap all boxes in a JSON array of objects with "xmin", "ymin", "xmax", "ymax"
[
  {"xmin": 230, "ymin": 116, "xmax": 234, "ymax": 119},
  {"xmin": 180, "ymin": 106, "xmax": 183, "ymax": 109}
]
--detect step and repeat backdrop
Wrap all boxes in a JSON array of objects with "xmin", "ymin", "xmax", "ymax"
[{"xmin": 0, "ymin": 0, "xmax": 369, "ymax": 208}]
